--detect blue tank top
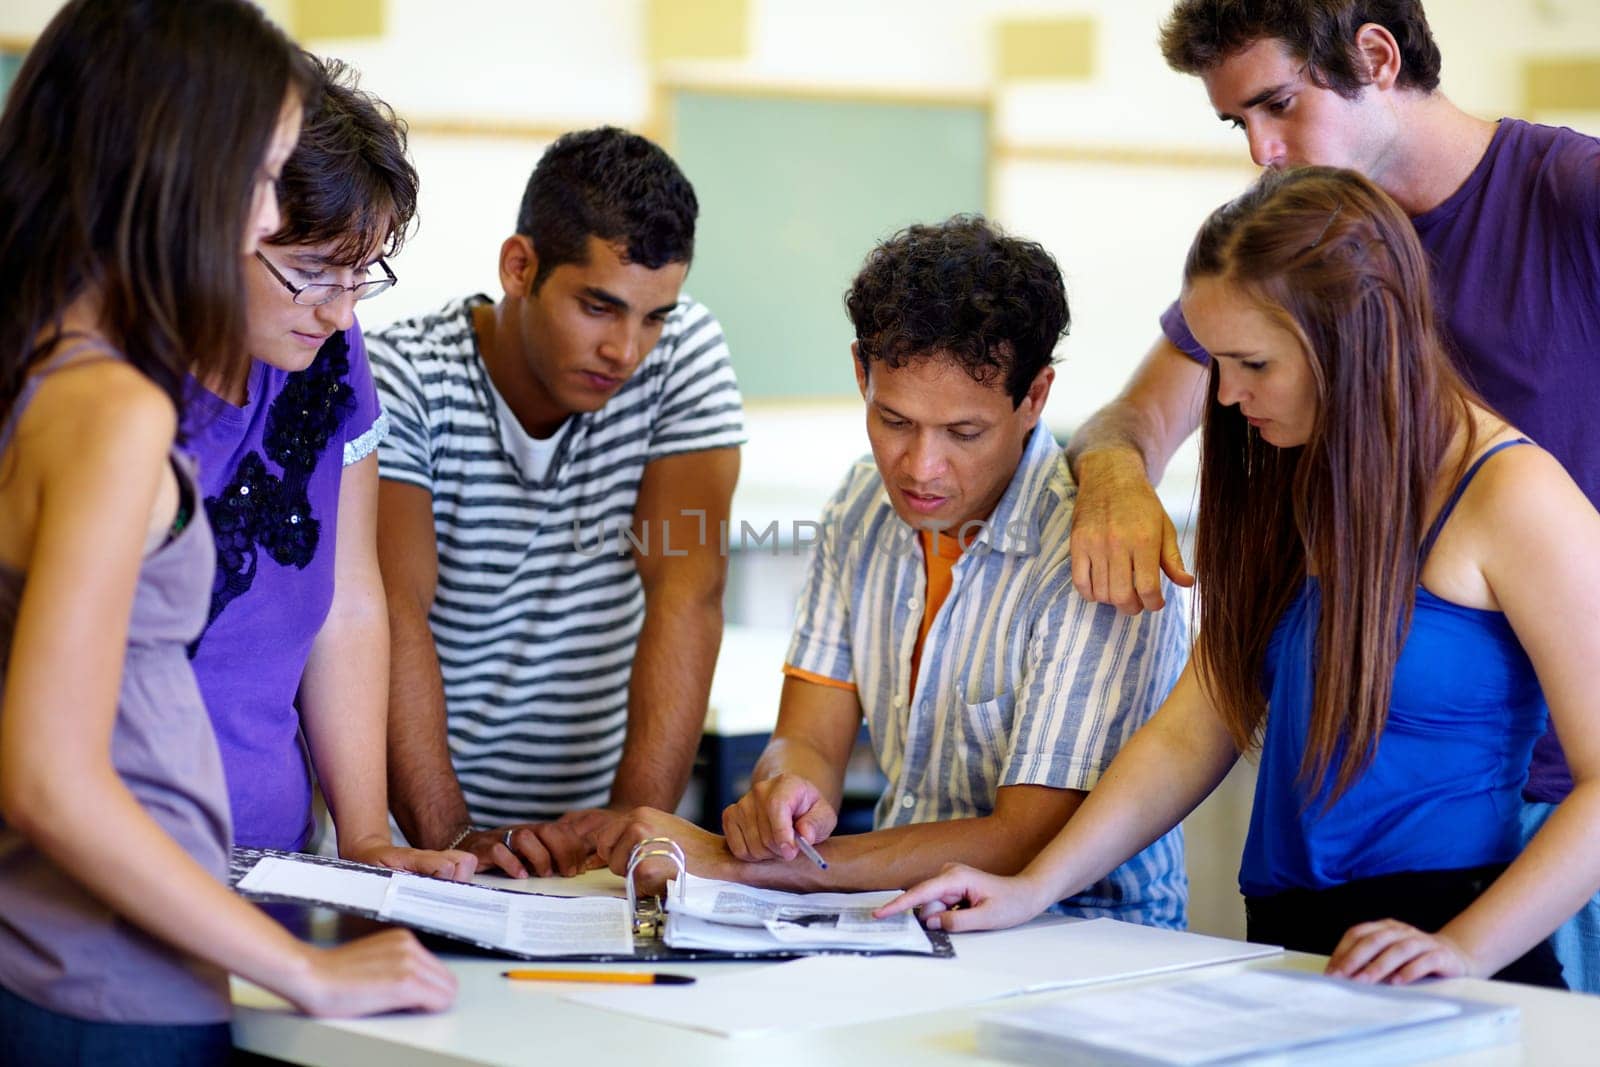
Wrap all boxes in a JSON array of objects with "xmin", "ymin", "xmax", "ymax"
[{"xmin": 1239, "ymin": 440, "xmax": 1547, "ymax": 897}]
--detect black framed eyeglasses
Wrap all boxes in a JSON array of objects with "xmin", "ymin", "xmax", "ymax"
[{"xmin": 255, "ymin": 251, "xmax": 397, "ymax": 306}]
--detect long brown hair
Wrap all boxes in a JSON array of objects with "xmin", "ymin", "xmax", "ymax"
[
  {"xmin": 1187, "ymin": 167, "xmax": 1479, "ymax": 804},
  {"xmin": 0, "ymin": 0, "xmax": 315, "ymax": 427}
]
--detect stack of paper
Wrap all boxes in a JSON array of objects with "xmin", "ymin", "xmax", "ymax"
[
  {"xmin": 378, "ymin": 874, "xmax": 634, "ymax": 957},
  {"xmin": 663, "ymin": 873, "xmax": 934, "ymax": 954},
  {"xmin": 979, "ymin": 969, "xmax": 1519, "ymax": 1066},
  {"xmin": 235, "ymin": 853, "xmax": 635, "ymax": 958},
  {"xmin": 569, "ymin": 916, "xmax": 1291, "ymax": 1039}
]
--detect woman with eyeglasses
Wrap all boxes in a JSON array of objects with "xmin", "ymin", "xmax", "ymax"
[
  {"xmin": 183, "ymin": 57, "xmax": 473, "ymax": 880},
  {"xmin": 879, "ymin": 167, "xmax": 1600, "ymax": 989},
  {"xmin": 0, "ymin": 3, "xmax": 454, "ymax": 1061}
]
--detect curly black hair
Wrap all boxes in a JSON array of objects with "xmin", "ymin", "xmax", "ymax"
[
  {"xmin": 515, "ymin": 126, "xmax": 698, "ymax": 290},
  {"xmin": 1160, "ymin": 0, "xmax": 1443, "ymax": 97},
  {"xmin": 845, "ymin": 215, "xmax": 1068, "ymax": 408},
  {"xmin": 269, "ymin": 55, "xmax": 418, "ymax": 267}
]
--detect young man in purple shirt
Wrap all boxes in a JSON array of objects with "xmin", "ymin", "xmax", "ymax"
[
  {"xmin": 185, "ymin": 59, "xmax": 470, "ymax": 880},
  {"xmin": 1063, "ymin": 0, "xmax": 1600, "ymax": 990}
]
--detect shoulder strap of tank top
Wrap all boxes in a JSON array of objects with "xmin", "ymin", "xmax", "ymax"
[
  {"xmin": 1417, "ymin": 438, "xmax": 1534, "ymax": 563},
  {"xmin": 0, "ymin": 336, "xmax": 125, "ymax": 455}
]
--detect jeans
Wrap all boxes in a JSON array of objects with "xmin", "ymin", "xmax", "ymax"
[
  {"xmin": 1245, "ymin": 862, "xmax": 1566, "ymax": 989},
  {"xmin": 1520, "ymin": 799, "xmax": 1600, "ymax": 994},
  {"xmin": 0, "ymin": 982, "xmax": 232, "ymax": 1067}
]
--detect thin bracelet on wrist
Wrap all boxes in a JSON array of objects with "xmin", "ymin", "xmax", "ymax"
[{"xmin": 445, "ymin": 824, "xmax": 478, "ymax": 850}]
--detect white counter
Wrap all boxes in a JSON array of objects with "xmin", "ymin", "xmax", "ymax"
[{"xmin": 233, "ymin": 869, "xmax": 1597, "ymax": 1067}]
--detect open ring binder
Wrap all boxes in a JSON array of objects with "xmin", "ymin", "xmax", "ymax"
[
  {"xmin": 624, "ymin": 838, "xmax": 686, "ymax": 937},
  {"xmin": 230, "ymin": 843, "xmax": 952, "ymax": 962}
]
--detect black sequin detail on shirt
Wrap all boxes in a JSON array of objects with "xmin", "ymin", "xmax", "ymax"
[{"xmin": 189, "ymin": 333, "xmax": 355, "ymax": 656}]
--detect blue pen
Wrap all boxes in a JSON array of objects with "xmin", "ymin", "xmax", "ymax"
[{"xmin": 794, "ymin": 837, "xmax": 828, "ymax": 870}]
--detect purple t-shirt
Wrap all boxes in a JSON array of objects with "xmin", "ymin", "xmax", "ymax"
[
  {"xmin": 182, "ymin": 324, "xmax": 385, "ymax": 848},
  {"xmin": 1162, "ymin": 119, "xmax": 1600, "ymax": 804}
]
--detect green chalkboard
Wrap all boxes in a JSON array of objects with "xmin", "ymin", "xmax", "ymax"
[
  {"xmin": 670, "ymin": 88, "xmax": 990, "ymax": 400},
  {"xmin": 0, "ymin": 52, "xmax": 22, "ymax": 106}
]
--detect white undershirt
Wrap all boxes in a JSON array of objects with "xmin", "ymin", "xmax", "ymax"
[{"xmin": 490, "ymin": 383, "xmax": 570, "ymax": 484}]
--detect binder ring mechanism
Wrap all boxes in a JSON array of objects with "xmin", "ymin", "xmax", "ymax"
[{"xmin": 625, "ymin": 837, "xmax": 686, "ymax": 935}]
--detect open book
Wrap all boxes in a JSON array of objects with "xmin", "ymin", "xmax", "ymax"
[{"xmin": 230, "ymin": 848, "xmax": 950, "ymax": 961}]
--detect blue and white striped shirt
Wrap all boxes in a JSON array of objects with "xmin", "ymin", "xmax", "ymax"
[{"xmin": 787, "ymin": 425, "xmax": 1191, "ymax": 928}]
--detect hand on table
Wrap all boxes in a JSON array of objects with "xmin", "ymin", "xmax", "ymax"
[
  {"xmin": 1326, "ymin": 919, "xmax": 1476, "ymax": 985},
  {"xmin": 460, "ymin": 821, "xmax": 599, "ymax": 879},
  {"xmin": 282, "ymin": 929, "xmax": 456, "ymax": 1017},
  {"xmin": 1069, "ymin": 451, "xmax": 1194, "ymax": 614},
  {"xmin": 592, "ymin": 807, "xmax": 734, "ymax": 894},
  {"xmin": 722, "ymin": 772, "xmax": 838, "ymax": 862},
  {"xmin": 873, "ymin": 862, "xmax": 1052, "ymax": 932},
  {"xmin": 342, "ymin": 840, "xmax": 477, "ymax": 882},
  {"xmin": 555, "ymin": 806, "xmax": 626, "ymax": 842}
]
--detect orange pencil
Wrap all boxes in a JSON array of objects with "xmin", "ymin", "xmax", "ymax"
[{"xmin": 501, "ymin": 969, "xmax": 695, "ymax": 985}]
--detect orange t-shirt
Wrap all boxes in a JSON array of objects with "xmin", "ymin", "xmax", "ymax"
[
  {"xmin": 783, "ymin": 528, "xmax": 963, "ymax": 697},
  {"xmin": 908, "ymin": 528, "xmax": 963, "ymax": 696}
]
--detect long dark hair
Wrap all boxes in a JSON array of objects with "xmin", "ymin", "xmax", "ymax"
[
  {"xmin": 1187, "ymin": 167, "xmax": 1479, "ymax": 804},
  {"xmin": 0, "ymin": 0, "xmax": 315, "ymax": 424}
]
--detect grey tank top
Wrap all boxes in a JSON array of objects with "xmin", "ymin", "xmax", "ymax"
[{"xmin": 0, "ymin": 343, "xmax": 233, "ymax": 1024}]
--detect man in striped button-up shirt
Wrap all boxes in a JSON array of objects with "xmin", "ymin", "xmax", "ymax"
[{"xmin": 600, "ymin": 217, "xmax": 1190, "ymax": 927}]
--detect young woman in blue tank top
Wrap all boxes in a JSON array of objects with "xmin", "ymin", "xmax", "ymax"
[
  {"xmin": 0, "ymin": 3, "xmax": 454, "ymax": 1061},
  {"xmin": 880, "ymin": 167, "xmax": 1600, "ymax": 989}
]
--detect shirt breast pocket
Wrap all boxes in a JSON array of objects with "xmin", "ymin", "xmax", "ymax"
[{"xmin": 954, "ymin": 690, "xmax": 1016, "ymax": 798}]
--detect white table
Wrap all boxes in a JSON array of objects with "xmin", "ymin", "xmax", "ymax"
[{"xmin": 232, "ymin": 870, "xmax": 1599, "ymax": 1067}]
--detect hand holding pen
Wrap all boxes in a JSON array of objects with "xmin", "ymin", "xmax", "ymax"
[{"xmin": 722, "ymin": 772, "xmax": 838, "ymax": 864}]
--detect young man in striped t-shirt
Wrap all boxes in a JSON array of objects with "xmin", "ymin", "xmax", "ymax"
[
  {"xmin": 368, "ymin": 128, "xmax": 744, "ymax": 878},
  {"xmin": 597, "ymin": 217, "xmax": 1190, "ymax": 927}
]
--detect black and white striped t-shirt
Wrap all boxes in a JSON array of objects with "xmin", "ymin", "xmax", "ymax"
[{"xmin": 367, "ymin": 294, "xmax": 745, "ymax": 824}]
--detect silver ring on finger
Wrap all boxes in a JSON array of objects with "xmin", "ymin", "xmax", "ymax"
[{"xmin": 502, "ymin": 828, "xmax": 515, "ymax": 850}]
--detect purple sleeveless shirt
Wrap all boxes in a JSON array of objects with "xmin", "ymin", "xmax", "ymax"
[
  {"xmin": 0, "ymin": 350, "xmax": 232, "ymax": 1023},
  {"xmin": 1163, "ymin": 119, "xmax": 1600, "ymax": 804}
]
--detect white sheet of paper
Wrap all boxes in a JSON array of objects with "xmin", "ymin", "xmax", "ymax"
[
  {"xmin": 664, "ymin": 873, "xmax": 930, "ymax": 952},
  {"xmin": 380, "ymin": 874, "xmax": 634, "ymax": 957},
  {"xmin": 671, "ymin": 872, "xmax": 899, "ymax": 925},
  {"xmin": 566, "ymin": 954, "xmax": 1019, "ymax": 1037},
  {"xmin": 948, "ymin": 916, "xmax": 1282, "ymax": 993},
  {"xmin": 662, "ymin": 912, "xmax": 801, "ymax": 953},
  {"xmin": 381, "ymin": 874, "xmax": 509, "ymax": 944},
  {"xmin": 235, "ymin": 855, "xmax": 391, "ymax": 912},
  {"xmin": 505, "ymin": 894, "xmax": 635, "ymax": 957},
  {"xmin": 984, "ymin": 970, "xmax": 1460, "ymax": 1065}
]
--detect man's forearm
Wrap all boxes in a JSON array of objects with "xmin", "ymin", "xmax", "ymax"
[
  {"xmin": 729, "ymin": 806, "xmax": 1072, "ymax": 893},
  {"xmin": 608, "ymin": 593, "xmax": 722, "ymax": 811},
  {"xmin": 1066, "ymin": 339, "xmax": 1209, "ymax": 486},
  {"xmin": 386, "ymin": 599, "xmax": 471, "ymax": 848},
  {"xmin": 1065, "ymin": 401, "xmax": 1164, "ymax": 483},
  {"xmin": 749, "ymin": 734, "xmax": 849, "ymax": 813}
]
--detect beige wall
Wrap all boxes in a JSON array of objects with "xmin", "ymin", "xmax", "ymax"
[{"xmin": 9, "ymin": 0, "xmax": 1599, "ymax": 938}]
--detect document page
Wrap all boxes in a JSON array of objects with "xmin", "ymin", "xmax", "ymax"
[
  {"xmin": 235, "ymin": 854, "xmax": 394, "ymax": 912},
  {"xmin": 381, "ymin": 875, "xmax": 509, "ymax": 945},
  {"xmin": 380, "ymin": 874, "xmax": 634, "ymax": 957},
  {"xmin": 949, "ymin": 917, "xmax": 1281, "ymax": 993},
  {"xmin": 505, "ymin": 893, "xmax": 635, "ymax": 957},
  {"xmin": 983, "ymin": 970, "xmax": 1462, "ymax": 1065},
  {"xmin": 567, "ymin": 954, "xmax": 1020, "ymax": 1037},
  {"xmin": 665, "ymin": 873, "xmax": 932, "ymax": 953}
]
